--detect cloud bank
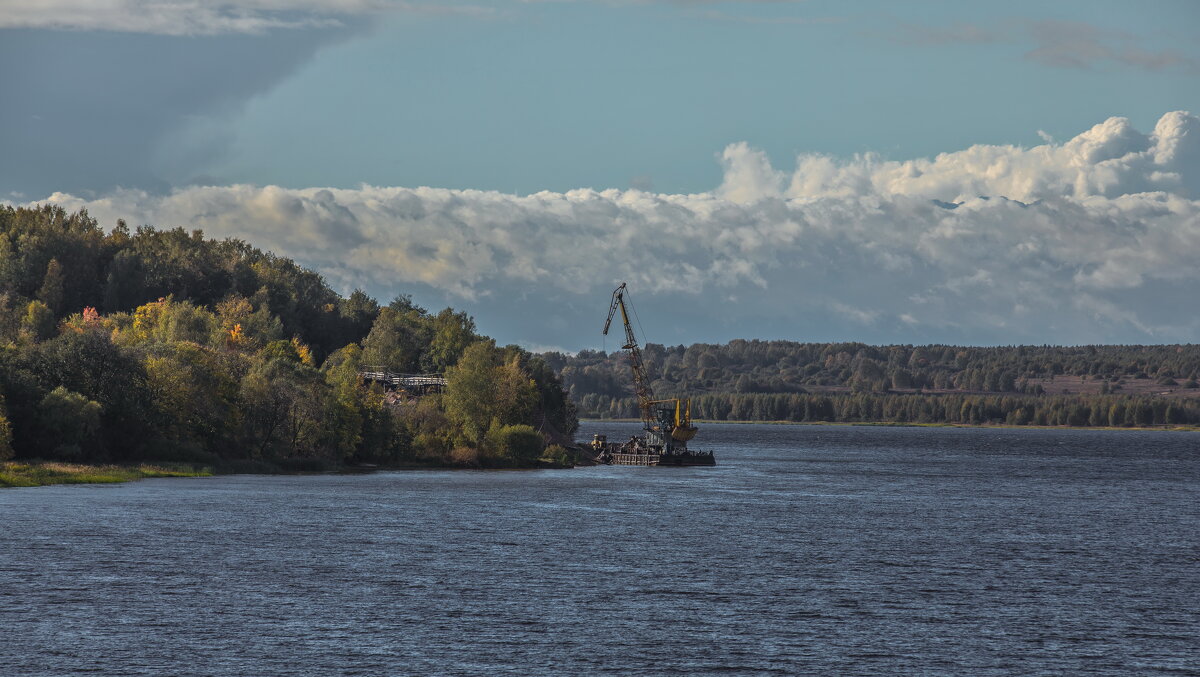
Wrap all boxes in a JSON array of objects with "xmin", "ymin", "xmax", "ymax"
[{"xmin": 25, "ymin": 111, "xmax": 1200, "ymax": 345}]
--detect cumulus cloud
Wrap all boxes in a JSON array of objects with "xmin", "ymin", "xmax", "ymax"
[
  {"xmin": 21, "ymin": 111, "xmax": 1200, "ymax": 345},
  {"xmin": 760, "ymin": 110, "xmax": 1200, "ymax": 202},
  {"xmin": 0, "ymin": 0, "xmax": 491, "ymax": 35}
]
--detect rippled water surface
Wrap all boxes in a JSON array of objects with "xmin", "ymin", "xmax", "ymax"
[{"xmin": 2, "ymin": 423, "xmax": 1198, "ymax": 675}]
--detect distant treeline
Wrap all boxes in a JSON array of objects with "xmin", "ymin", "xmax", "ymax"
[
  {"xmin": 573, "ymin": 392, "xmax": 1200, "ymax": 427},
  {"xmin": 0, "ymin": 206, "xmax": 576, "ymax": 469},
  {"xmin": 541, "ymin": 340, "xmax": 1200, "ymax": 426}
]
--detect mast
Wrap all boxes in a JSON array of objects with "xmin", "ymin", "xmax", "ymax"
[{"xmin": 602, "ymin": 282, "xmax": 655, "ymax": 425}]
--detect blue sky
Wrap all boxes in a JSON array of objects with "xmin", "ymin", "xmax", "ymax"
[
  {"xmin": 208, "ymin": 0, "xmax": 1199, "ymax": 195},
  {"xmin": 3, "ymin": 0, "xmax": 1199, "ymax": 350}
]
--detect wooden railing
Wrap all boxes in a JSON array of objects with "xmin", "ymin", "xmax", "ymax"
[{"xmin": 358, "ymin": 367, "xmax": 447, "ymax": 392}]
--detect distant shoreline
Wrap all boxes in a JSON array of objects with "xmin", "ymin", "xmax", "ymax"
[{"xmin": 580, "ymin": 419, "xmax": 1200, "ymax": 432}]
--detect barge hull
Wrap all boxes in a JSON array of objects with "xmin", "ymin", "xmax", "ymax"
[{"xmin": 604, "ymin": 452, "xmax": 716, "ymax": 467}]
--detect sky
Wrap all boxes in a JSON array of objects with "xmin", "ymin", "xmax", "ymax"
[{"xmin": 2, "ymin": 0, "xmax": 1199, "ymax": 352}]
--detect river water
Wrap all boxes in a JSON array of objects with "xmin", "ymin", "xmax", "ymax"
[{"xmin": 2, "ymin": 423, "xmax": 1197, "ymax": 675}]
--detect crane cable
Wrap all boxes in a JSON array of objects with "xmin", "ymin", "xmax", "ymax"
[{"xmin": 625, "ymin": 286, "xmax": 650, "ymax": 357}]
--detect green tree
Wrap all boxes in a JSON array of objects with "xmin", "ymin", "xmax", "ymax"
[
  {"xmin": 493, "ymin": 354, "xmax": 538, "ymax": 428},
  {"xmin": 21, "ymin": 300, "xmax": 56, "ymax": 342},
  {"xmin": 425, "ymin": 308, "xmax": 477, "ymax": 372},
  {"xmin": 443, "ymin": 341, "xmax": 500, "ymax": 444},
  {"xmin": 36, "ymin": 258, "xmax": 66, "ymax": 315},
  {"xmin": 322, "ymin": 344, "xmax": 366, "ymax": 460},
  {"xmin": 361, "ymin": 305, "xmax": 428, "ymax": 372},
  {"xmin": 213, "ymin": 295, "xmax": 282, "ymax": 349},
  {"xmin": 442, "ymin": 342, "xmax": 539, "ymax": 446},
  {"xmin": 142, "ymin": 342, "xmax": 240, "ymax": 456},
  {"xmin": 0, "ymin": 235, "xmax": 17, "ymax": 292},
  {"xmin": 260, "ymin": 339, "xmax": 303, "ymax": 364},
  {"xmin": 102, "ymin": 249, "xmax": 144, "ymax": 312},
  {"xmin": 485, "ymin": 422, "xmax": 544, "ymax": 463},
  {"xmin": 337, "ymin": 290, "xmax": 380, "ymax": 347},
  {"xmin": 239, "ymin": 359, "xmax": 296, "ymax": 458},
  {"xmin": 122, "ymin": 297, "xmax": 217, "ymax": 346},
  {"xmin": 317, "ymin": 342, "xmax": 409, "ymax": 462},
  {"xmin": 37, "ymin": 386, "xmax": 103, "ymax": 459},
  {"xmin": 891, "ymin": 368, "xmax": 914, "ymax": 390},
  {"xmin": 540, "ymin": 444, "xmax": 573, "ymax": 466},
  {"xmin": 0, "ymin": 393, "xmax": 13, "ymax": 461},
  {"xmin": 734, "ymin": 374, "xmax": 753, "ymax": 393},
  {"xmin": 33, "ymin": 330, "xmax": 153, "ymax": 458}
]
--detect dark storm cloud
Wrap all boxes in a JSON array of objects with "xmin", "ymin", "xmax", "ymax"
[{"xmin": 0, "ymin": 25, "xmax": 361, "ymax": 198}]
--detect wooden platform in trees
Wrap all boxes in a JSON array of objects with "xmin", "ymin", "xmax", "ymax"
[{"xmin": 359, "ymin": 368, "xmax": 447, "ymax": 394}]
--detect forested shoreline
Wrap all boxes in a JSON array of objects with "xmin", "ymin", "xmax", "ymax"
[
  {"xmin": 0, "ymin": 205, "xmax": 577, "ymax": 476},
  {"xmin": 3, "ymin": 204, "xmax": 1197, "ymax": 487},
  {"xmin": 543, "ymin": 338, "xmax": 1200, "ymax": 427}
]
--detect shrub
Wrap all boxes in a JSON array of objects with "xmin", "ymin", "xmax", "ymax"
[
  {"xmin": 540, "ymin": 444, "xmax": 573, "ymax": 467},
  {"xmin": 485, "ymin": 422, "xmax": 544, "ymax": 463},
  {"xmin": 449, "ymin": 446, "xmax": 480, "ymax": 466}
]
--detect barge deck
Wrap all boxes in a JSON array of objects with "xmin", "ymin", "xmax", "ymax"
[{"xmin": 601, "ymin": 449, "xmax": 716, "ymax": 466}]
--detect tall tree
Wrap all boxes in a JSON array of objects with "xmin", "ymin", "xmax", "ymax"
[
  {"xmin": 36, "ymin": 258, "xmax": 66, "ymax": 315},
  {"xmin": 361, "ymin": 305, "xmax": 429, "ymax": 372},
  {"xmin": 443, "ymin": 341, "xmax": 499, "ymax": 444},
  {"xmin": 425, "ymin": 308, "xmax": 477, "ymax": 372}
]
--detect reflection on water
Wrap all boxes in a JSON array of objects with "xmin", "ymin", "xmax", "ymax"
[{"xmin": 1, "ymin": 423, "xmax": 1197, "ymax": 675}]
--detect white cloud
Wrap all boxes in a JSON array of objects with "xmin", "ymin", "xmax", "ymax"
[
  {"xmin": 765, "ymin": 111, "xmax": 1199, "ymax": 203},
  {"xmin": 0, "ymin": 0, "xmax": 491, "ymax": 35},
  {"xmin": 20, "ymin": 111, "xmax": 1200, "ymax": 343}
]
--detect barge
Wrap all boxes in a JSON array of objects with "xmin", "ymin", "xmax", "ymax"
[
  {"xmin": 591, "ymin": 436, "xmax": 716, "ymax": 466},
  {"xmin": 585, "ymin": 282, "xmax": 716, "ymax": 467}
]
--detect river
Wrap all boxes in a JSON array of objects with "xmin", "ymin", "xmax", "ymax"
[{"xmin": 2, "ymin": 423, "xmax": 1197, "ymax": 675}]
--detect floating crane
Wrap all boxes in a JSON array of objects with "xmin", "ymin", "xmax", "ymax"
[
  {"xmin": 603, "ymin": 282, "xmax": 656, "ymax": 426},
  {"xmin": 594, "ymin": 282, "xmax": 710, "ymax": 466}
]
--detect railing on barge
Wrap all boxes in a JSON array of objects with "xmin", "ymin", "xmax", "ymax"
[{"xmin": 595, "ymin": 442, "xmax": 716, "ymax": 467}]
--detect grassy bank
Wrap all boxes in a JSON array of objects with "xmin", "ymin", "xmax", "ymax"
[
  {"xmin": 0, "ymin": 462, "xmax": 213, "ymax": 488},
  {"xmin": 0, "ymin": 457, "xmax": 572, "ymax": 488}
]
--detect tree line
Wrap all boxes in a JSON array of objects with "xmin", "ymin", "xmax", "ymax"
[
  {"xmin": 0, "ymin": 205, "xmax": 576, "ymax": 468},
  {"xmin": 543, "ymin": 340, "xmax": 1200, "ymax": 399},
  {"xmin": 543, "ymin": 338, "xmax": 1200, "ymax": 426},
  {"xmin": 575, "ymin": 391, "xmax": 1200, "ymax": 427}
]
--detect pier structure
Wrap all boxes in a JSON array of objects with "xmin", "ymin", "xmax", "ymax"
[{"xmin": 358, "ymin": 367, "xmax": 447, "ymax": 395}]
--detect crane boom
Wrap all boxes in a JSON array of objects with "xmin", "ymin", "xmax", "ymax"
[{"xmin": 602, "ymin": 282, "xmax": 655, "ymax": 425}]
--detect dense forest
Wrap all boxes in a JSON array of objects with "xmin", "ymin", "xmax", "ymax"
[
  {"xmin": 542, "ymin": 340, "xmax": 1200, "ymax": 426},
  {"xmin": 0, "ymin": 205, "xmax": 576, "ymax": 469}
]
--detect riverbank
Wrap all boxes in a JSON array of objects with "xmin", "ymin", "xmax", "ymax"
[
  {"xmin": 0, "ymin": 455, "xmax": 579, "ymax": 488},
  {"xmin": 0, "ymin": 462, "xmax": 213, "ymax": 488}
]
